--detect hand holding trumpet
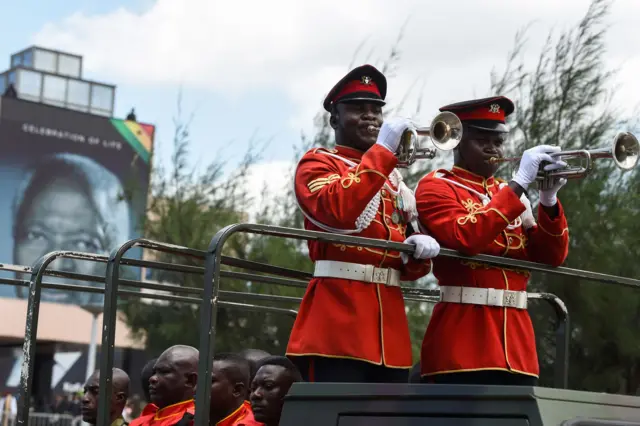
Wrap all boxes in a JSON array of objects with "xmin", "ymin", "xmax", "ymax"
[
  {"xmin": 367, "ymin": 112, "xmax": 463, "ymax": 167},
  {"xmin": 372, "ymin": 117, "xmax": 415, "ymax": 154},
  {"xmin": 487, "ymin": 132, "xmax": 639, "ymax": 183},
  {"xmin": 511, "ymin": 145, "xmax": 568, "ymax": 190}
]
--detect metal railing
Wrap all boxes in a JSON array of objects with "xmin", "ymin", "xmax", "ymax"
[
  {"xmin": 8, "ymin": 223, "xmax": 640, "ymax": 426},
  {"xmin": 92, "ymin": 224, "xmax": 599, "ymax": 426},
  {"xmin": 3, "ymin": 250, "xmax": 298, "ymax": 426}
]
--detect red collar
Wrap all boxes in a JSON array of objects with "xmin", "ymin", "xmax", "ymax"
[
  {"xmin": 141, "ymin": 403, "xmax": 158, "ymax": 417},
  {"xmin": 154, "ymin": 399, "xmax": 195, "ymax": 421},
  {"xmin": 334, "ymin": 145, "xmax": 365, "ymax": 162},
  {"xmin": 215, "ymin": 401, "xmax": 258, "ymax": 426},
  {"xmin": 451, "ymin": 166, "xmax": 496, "ymax": 188}
]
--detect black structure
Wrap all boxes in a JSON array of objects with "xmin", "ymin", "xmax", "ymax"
[{"xmin": 279, "ymin": 383, "xmax": 640, "ymax": 425}]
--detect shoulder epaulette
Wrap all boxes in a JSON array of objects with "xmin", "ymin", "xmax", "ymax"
[
  {"xmin": 310, "ymin": 147, "xmax": 338, "ymax": 155},
  {"xmin": 426, "ymin": 168, "xmax": 453, "ymax": 179}
]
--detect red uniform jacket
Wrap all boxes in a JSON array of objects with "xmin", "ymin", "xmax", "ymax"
[
  {"xmin": 216, "ymin": 401, "xmax": 262, "ymax": 426},
  {"xmin": 140, "ymin": 404, "xmax": 158, "ymax": 417},
  {"xmin": 286, "ymin": 144, "xmax": 431, "ymax": 368},
  {"xmin": 129, "ymin": 400, "xmax": 194, "ymax": 426},
  {"xmin": 416, "ymin": 166, "xmax": 569, "ymax": 378}
]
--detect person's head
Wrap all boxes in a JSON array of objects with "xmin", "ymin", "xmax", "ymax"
[
  {"xmin": 443, "ymin": 97, "xmax": 514, "ymax": 178},
  {"xmin": 148, "ymin": 345, "xmax": 199, "ymax": 409},
  {"xmin": 323, "ymin": 65, "xmax": 387, "ymax": 152},
  {"xmin": 81, "ymin": 368, "xmax": 130, "ymax": 425},
  {"xmin": 209, "ymin": 353, "xmax": 251, "ymax": 423},
  {"xmin": 238, "ymin": 349, "xmax": 271, "ymax": 385},
  {"xmin": 12, "ymin": 153, "xmax": 130, "ymax": 304},
  {"xmin": 249, "ymin": 356, "xmax": 303, "ymax": 426},
  {"xmin": 140, "ymin": 358, "xmax": 157, "ymax": 403}
]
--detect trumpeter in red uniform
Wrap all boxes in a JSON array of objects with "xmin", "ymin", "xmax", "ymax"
[
  {"xmin": 415, "ymin": 96, "xmax": 570, "ymax": 386},
  {"xmin": 286, "ymin": 65, "xmax": 440, "ymax": 383}
]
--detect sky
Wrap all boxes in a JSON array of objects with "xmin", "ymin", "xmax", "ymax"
[{"xmin": 1, "ymin": 0, "xmax": 639, "ymax": 216}]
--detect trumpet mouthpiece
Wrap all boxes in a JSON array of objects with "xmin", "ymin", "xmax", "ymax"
[{"xmin": 486, "ymin": 157, "xmax": 499, "ymax": 164}]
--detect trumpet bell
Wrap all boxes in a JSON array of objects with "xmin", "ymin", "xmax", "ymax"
[
  {"xmin": 430, "ymin": 111, "xmax": 463, "ymax": 151},
  {"xmin": 612, "ymin": 132, "xmax": 640, "ymax": 170},
  {"xmin": 372, "ymin": 111, "xmax": 464, "ymax": 168}
]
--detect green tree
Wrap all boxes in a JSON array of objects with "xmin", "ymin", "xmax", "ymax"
[
  {"xmin": 485, "ymin": 0, "xmax": 640, "ymax": 393},
  {"xmin": 120, "ymin": 97, "xmax": 301, "ymax": 355}
]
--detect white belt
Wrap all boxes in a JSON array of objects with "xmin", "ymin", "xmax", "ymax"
[
  {"xmin": 440, "ymin": 286, "xmax": 528, "ymax": 310},
  {"xmin": 313, "ymin": 260, "xmax": 401, "ymax": 287}
]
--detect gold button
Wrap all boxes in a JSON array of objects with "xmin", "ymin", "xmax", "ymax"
[
  {"xmin": 381, "ymin": 189, "xmax": 387, "ymax": 196},
  {"xmin": 509, "ymin": 237, "xmax": 514, "ymax": 243}
]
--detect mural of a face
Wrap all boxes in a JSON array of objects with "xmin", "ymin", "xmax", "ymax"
[
  {"xmin": 13, "ymin": 177, "xmax": 108, "ymax": 305},
  {"xmin": 11, "ymin": 153, "xmax": 130, "ymax": 307}
]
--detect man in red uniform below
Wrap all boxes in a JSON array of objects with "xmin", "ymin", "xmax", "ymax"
[
  {"xmin": 160, "ymin": 353, "xmax": 261, "ymax": 426},
  {"xmin": 415, "ymin": 96, "xmax": 570, "ymax": 386},
  {"xmin": 208, "ymin": 353, "xmax": 262, "ymax": 426},
  {"xmin": 129, "ymin": 345, "xmax": 197, "ymax": 426},
  {"xmin": 137, "ymin": 358, "xmax": 158, "ymax": 418},
  {"xmin": 250, "ymin": 356, "xmax": 302, "ymax": 426},
  {"xmin": 287, "ymin": 64, "xmax": 440, "ymax": 383}
]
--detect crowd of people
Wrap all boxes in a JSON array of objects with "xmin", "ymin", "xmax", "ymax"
[{"xmin": 81, "ymin": 346, "xmax": 301, "ymax": 426}]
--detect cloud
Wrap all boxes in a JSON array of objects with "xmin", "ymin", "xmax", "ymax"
[
  {"xmin": 31, "ymin": 0, "xmax": 640, "ymax": 212},
  {"xmin": 32, "ymin": 0, "xmax": 640, "ymax": 139},
  {"xmin": 244, "ymin": 160, "xmax": 293, "ymax": 219}
]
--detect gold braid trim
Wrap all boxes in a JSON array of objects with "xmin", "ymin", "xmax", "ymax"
[
  {"xmin": 494, "ymin": 233, "xmax": 527, "ymax": 251},
  {"xmin": 331, "ymin": 243, "xmax": 401, "ymax": 259},
  {"xmin": 341, "ymin": 164, "xmax": 389, "ymax": 188},
  {"xmin": 307, "ymin": 174, "xmax": 340, "ymax": 193},
  {"xmin": 461, "ymin": 260, "xmax": 531, "ymax": 277},
  {"xmin": 456, "ymin": 198, "xmax": 510, "ymax": 226},
  {"xmin": 537, "ymin": 223, "xmax": 569, "ymax": 237}
]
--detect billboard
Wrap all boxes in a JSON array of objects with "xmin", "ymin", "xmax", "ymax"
[{"xmin": 0, "ymin": 97, "xmax": 153, "ymax": 308}]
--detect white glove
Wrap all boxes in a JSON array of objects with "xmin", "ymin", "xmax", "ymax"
[
  {"xmin": 539, "ymin": 177, "xmax": 567, "ymax": 207},
  {"xmin": 401, "ymin": 234, "xmax": 440, "ymax": 264},
  {"xmin": 376, "ymin": 117, "xmax": 413, "ymax": 153},
  {"xmin": 512, "ymin": 145, "xmax": 567, "ymax": 189}
]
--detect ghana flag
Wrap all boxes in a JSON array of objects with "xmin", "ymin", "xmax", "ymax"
[{"xmin": 110, "ymin": 119, "xmax": 155, "ymax": 164}]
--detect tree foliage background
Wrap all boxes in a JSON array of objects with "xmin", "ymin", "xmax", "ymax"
[
  {"xmin": 486, "ymin": 0, "xmax": 640, "ymax": 394},
  {"xmin": 121, "ymin": 0, "xmax": 640, "ymax": 394}
]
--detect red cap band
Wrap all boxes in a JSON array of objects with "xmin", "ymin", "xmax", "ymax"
[
  {"xmin": 455, "ymin": 104, "xmax": 506, "ymax": 122},
  {"xmin": 332, "ymin": 78, "xmax": 381, "ymax": 103}
]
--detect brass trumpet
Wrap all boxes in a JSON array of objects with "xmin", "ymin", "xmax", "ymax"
[
  {"xmin": 367, "ymin": 111, "xmax": 463, "ymax": 168},
  {"xmin": 486, "ymin": 132, "xmax": 640, "ymax": 180}
]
